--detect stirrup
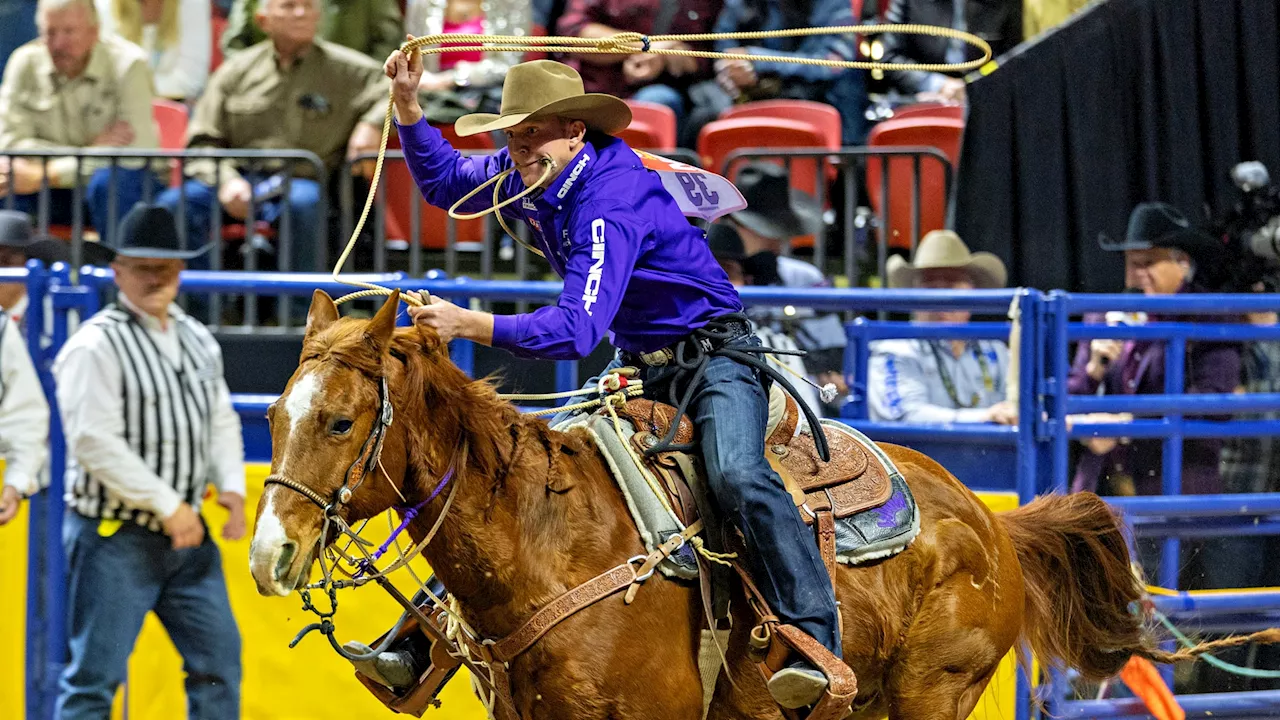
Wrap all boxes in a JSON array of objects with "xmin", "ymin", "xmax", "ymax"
[{"xmin": 751, "ymin": 622, "xmax": 857, "ymax": 720}]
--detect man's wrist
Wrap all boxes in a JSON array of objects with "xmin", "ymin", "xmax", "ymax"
[
  {"xmin": 393, "ymin": 100, "xmax": 424, "ymax": 126},
  {"xmin": 463, "ymin": 309, "xmax": 495, "ymax": 346}
]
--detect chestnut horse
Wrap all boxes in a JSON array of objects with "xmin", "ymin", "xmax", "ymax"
[{"xmin": 248, "ymin": 291, "xmax": 1182, "ymax": 719}]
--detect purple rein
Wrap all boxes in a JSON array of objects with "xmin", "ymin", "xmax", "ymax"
[{"xmin": 354, "ymin": 465, "xmax": 455, "ymax": 579}]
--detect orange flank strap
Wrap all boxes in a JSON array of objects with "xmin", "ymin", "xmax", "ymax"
[{"xmin": 1119, "ymin": 656, "xmax": 1184, "ymax": 720}]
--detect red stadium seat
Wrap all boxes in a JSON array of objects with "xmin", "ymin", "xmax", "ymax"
[
  {"xmin": 719, "ymin": 100, "xmax": 843, "ymax": 149},
  {"xmin": 697, "ymin": 117, "xmax": 831, "ymax": 247},
  {"xmin": 210, "ymin": 15, "xmax": 226, "ymax": 73},
  {"xmin": 889, "ymin": 103, "xmax": 965, "ymax": 122},
  {"xmin": 864, "ymin": 116, "xmax": 964, "ymax": 251},
  {"xmin": 622, "ymin": 100, "xmax": 677, "ymax": 150},
  {"xmin": 382, "ymin": 125, "xmax": 495, "ymax": 250},
  {"xmin": 151, "ymin": 99, "xmax": 189, "ymax": 187}
]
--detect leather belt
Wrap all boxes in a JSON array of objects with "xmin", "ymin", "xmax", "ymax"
[{"xmin": 623, "ymin": 316, "xmax": 752, "ymax": 368}]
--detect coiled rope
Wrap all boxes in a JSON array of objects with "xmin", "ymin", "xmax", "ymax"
[{"xmin": 330, "ymin": 24, "xmax": 993, "ymax": 306}]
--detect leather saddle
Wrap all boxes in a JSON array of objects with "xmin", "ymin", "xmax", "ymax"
[{"xmin": 613, "ymin": 388, "xmax": 893, "ymax": 537}]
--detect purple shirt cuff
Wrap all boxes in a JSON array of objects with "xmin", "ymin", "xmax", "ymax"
[
  {"xmin": 394, "ymin": 116, "xmax": 443, "ymax": 150},
  {"xmin": 490, "ymin": 313, "xmax": 524, "ymax": 351}
]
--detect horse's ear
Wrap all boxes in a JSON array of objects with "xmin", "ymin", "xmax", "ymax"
[
  {"xmin": 306, "ymin": 290, "xmax": 339, "ymax": 339},
  {"xmin": 365, "ymin": 290, "xmax": 400, "ymax": 357}
]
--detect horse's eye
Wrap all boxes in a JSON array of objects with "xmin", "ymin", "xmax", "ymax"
[{"xmin": 331, "ymin": 418, "xmax": 354, "ymax": 436}]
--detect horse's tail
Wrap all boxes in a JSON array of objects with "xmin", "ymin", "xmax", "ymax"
[{"xmin": 1000, "ymin": 493, "xmax": 1280, "ymax": 678}]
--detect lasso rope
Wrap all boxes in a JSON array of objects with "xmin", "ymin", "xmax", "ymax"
[{"xmin": 330, "ymin": 24, "xmax": 994, "ymax": 306}]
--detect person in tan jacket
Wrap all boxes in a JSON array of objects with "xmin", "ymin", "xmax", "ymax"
[
  {"xmin": 155, "ymin": 0, "xmax": 388, "ymax": 273},
  {"xmin": 0, "ymin": 0, "xmax": 162, "ymax": 246}
]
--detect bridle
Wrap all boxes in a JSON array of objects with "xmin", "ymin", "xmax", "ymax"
[{"xmin": 264, "ymin": 375, "xmax": 395, "ymax": 516}]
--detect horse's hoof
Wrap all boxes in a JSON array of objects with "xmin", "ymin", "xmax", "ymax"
[{"xmin": 767, "ymin": 662, "xmax": 829, "ymax": 709}]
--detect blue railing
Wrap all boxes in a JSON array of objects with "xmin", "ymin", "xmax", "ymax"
[{"xmin": 14, "ymin": 262, "xmax": 1280, "ymax": 719}]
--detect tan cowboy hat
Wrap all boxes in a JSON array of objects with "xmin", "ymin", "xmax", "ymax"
[
  {"xmin": 886, "ymin": 229, "xmax": 1008, "ymax": 289},
  {"xmin": 454, "ymin": 60, "xmax": 632, "ymax": 137}
]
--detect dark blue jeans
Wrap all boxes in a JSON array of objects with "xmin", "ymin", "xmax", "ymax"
[
  {"xmin": 57, "ymin": 511, "xmax": 241, "ymax": 720},
  {"xmin": 8, "ymin": 167, "xmax": 165, "ymax": 247},
  {"xmin": 596, "ymin": 337, "xmax": 843, "ymax": 656},
  {"xmin": 156, "ymin": 176, "xmax": 324, "ymax": 271}
]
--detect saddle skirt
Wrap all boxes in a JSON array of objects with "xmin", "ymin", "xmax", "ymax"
[{"xmin": 555, "ymin": 385, "xmax": 920, "ymax": 580}]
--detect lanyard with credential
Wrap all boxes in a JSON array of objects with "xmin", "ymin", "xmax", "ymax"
[{"xmin": 927, "ymin": 340, "xmax": 994, "ymax": 409}]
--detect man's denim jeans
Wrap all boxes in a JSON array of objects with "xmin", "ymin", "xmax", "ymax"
[
  {"xmin": 156, "ymin": 175, "xmax": 324, "ymax": 272},
  {"xmin": 10, "ymin": 167, "xmax": 164, "ymax": 247},
  {"xmin": 57, "ymin": 511, "xmax": 242, "ymax": 720},
  {"xmin": 573, "ymin": 338, "xmax": 843, "ymax": 656}
]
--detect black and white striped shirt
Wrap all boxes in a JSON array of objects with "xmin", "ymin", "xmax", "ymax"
[{"xmin": 53, "ymin": 299, "xmax": 244, "ymax": 531}]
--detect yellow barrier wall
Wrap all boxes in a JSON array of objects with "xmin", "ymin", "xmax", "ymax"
[
  {"xmin": 1, "ymin": 459, "xmax": 28, "ymax": 719},
  {"xmin": 3, "ymin": 464, "xmax": 1022, "ymax": 720}
]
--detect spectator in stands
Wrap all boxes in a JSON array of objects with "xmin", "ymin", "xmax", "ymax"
[
  {"xmin": 52, "ymin": 204, "xmax": 245, "ymax": 718},
  {"xmin": 157, "ymin": 0, "xmax": 390, "ymax": 273},
  {"xmin": 403, "ymin": 0, "xmax": 529, "ymax": 121},
  {"xmin": 868, "ymin": 229, "xmax": 1016, "ymax": 424},
  {"xmin": 0, "ymin": 0, "xmax": 162, "ymax": 247},
  {"xmin": 708, "ymin": 221, "xmax": 825, "ymax": 415},
  {"xmin": 93, "ymin": 0, "xmax": 212, "ymax": 101},
  {"xmin": 554, "ymin": 0, "xmax": 719, "ymax": 131},
  {"xmin": 723, "ymin": 162, "xmax": 848, "ymax": 410},
  {"xmin": 1069, "ymin": 203, "xmax": 1240, "ymax": 497},
  {"xmin": 684, "ymin": 0, "xmax": 867, "ymax": 147},
  {"xmin": 879, "ymin": 0, "xmax": 1022, "ymax": 104},
  {"xmin": 0, "ymin": 244, "xmax": 49, "ymax": 527},
  {"xmin": 222, "ymin": 0, "xmax": 403, "ymax": 61}
]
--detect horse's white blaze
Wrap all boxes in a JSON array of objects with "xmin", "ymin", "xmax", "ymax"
[
  {"xmin": 285, "ymin": 370, "xmax": 324, "ymax": 435},
  {"xmin": 248, "ymin": 494, "xmax": 293, "ymax": 596}
]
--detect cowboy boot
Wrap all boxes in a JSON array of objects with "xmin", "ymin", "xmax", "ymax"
[
  {"xmin": 767, "ymin": 659, "xmax": 830, "ymax": 709},
  {"xmin": 345, "ymin": 575, "xmax": 447, "ymax": 689}
]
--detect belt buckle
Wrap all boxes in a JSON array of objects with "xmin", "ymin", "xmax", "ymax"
[{"xmin": 639, "ymin": 348, "xmax": 672, "ymax": 367}]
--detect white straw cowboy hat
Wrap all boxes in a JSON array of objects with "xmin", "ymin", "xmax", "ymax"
[
  {"xmin": 886, "ymin": 229, "xmax": 1008, "ymax": 289},
  {"xmin": 454, "ymin": 60, "xmax": 632, "ymax": 138}
]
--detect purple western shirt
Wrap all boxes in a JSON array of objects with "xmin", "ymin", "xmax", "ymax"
[{"xmin": 396, "ymin": 118, "xmax": 743, "ymax": 360}]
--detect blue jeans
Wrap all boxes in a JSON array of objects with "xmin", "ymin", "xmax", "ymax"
[
  {"xmin": 578, "ymin": 339, "xmax": 843, "ymax": 656},
  {"xmin": 57, "ymin": 511, "xmax": 241, "ymax": 720},
  {"xmin": 156, "ymin": 176, "xmax": 324, "ymax": 271},
  {"xmin": 9, "ymin": 167, "xmax": 165, "ymax": 247}
]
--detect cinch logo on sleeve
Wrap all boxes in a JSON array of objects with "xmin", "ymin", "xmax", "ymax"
[
  {"xmin": 557, "ymin": 153, "xmax": 591, "ymax": 199},
  {"xmin": 583, "ymin": 218, "xmax": 606, "ymax": 315}
]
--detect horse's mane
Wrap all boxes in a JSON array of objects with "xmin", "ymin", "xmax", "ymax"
[{"xmin": 302, "ymin": 318, "xmax": 593, "ymax": 503}]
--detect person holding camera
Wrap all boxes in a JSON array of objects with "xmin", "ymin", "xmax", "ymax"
[{"xmin": 1069, "ymin": 202, "xmax": 1241, "ymax": 498}]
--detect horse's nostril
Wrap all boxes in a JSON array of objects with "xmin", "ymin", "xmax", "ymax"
[{"xmin": 275, "ymin": 541, "xmax": 297, "ymax": 582}]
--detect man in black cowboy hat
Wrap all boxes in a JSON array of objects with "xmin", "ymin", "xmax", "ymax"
[
  {"xmin": 722, "ymin": 165, "xmax": 849, "ymax": 410},
  {"xmin": 725, "ymin": 162, "xmax": 826, "ymax": 287},
  {"xmin": 1070, "ymin": 201, "xmax": 1241, "ymax": 498},
  {"xmin": 0, "ymin": 209, "xmax": 113, "ymax": 328},
  {"xmin": 0, "ymin": 212, "xmax": 50, "ymax": 528},
  {"xmin": 51, "ymin": 203, "xmax": 246, "ymax": 719}
]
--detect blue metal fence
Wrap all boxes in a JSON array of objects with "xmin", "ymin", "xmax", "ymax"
[{"xmin": 12, "ymin": 264, "xmax": 1280, "ymax": 719}]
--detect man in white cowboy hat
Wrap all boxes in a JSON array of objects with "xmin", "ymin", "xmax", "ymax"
[
  {"xmin": 52, "ymin": 203, "xmax": 246, "ymax": 718},
  {"xmin": 376, "ymin": 49, "xmax": 847, "ymax": 708},
  {"xmin": 867, "ymin": 229, "xmax": 1017, "ymax": 425}
]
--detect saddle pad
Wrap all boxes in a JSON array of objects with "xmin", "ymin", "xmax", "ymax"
[
  {"xmin": 552, "ymin": 414, "xmax": 920, "ymax": 577},
  {"xmin": 552, "ymin": 411, "xmax": 701, "ymax": 579}
]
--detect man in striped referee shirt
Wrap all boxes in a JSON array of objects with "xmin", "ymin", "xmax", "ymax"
[{"xmin": 52, "ymin": 204, "xmax": 245, "ymax": 719}]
